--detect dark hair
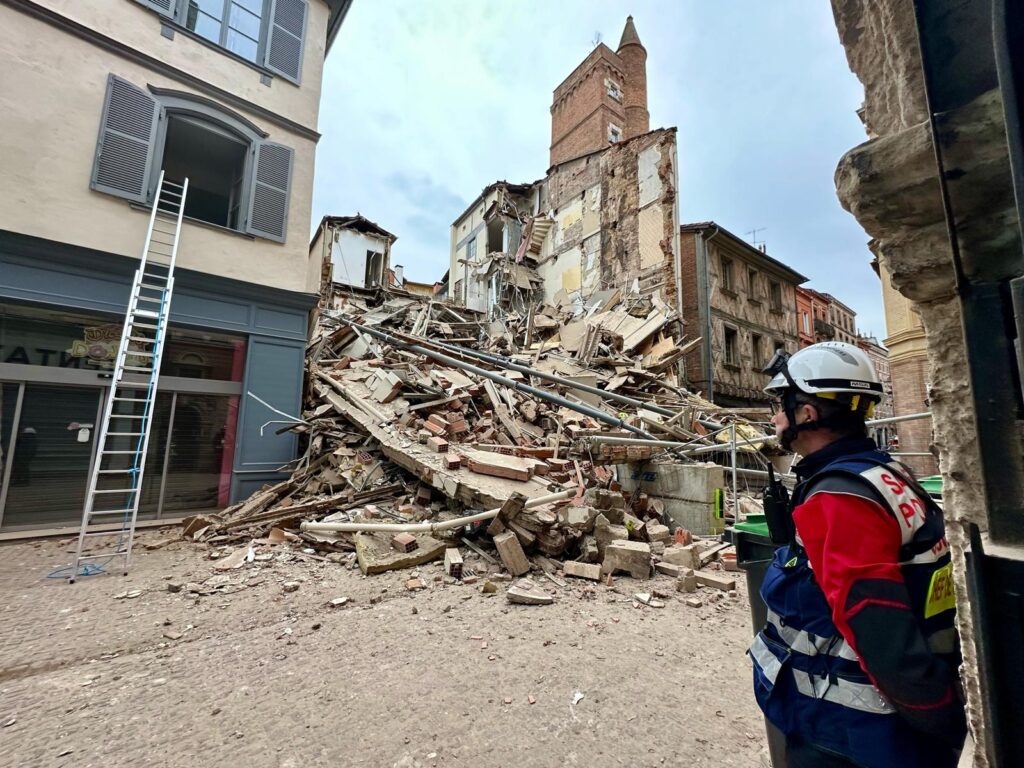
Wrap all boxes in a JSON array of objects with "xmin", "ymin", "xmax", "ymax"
[{"xmin": 797, "ymin": 394, "xmax": 868, "ymax": 438}]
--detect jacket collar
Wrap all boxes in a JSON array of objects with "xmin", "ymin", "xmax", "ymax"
[{"xmin": 793, "ymin": 436, "xmax": 880, "ymax": 482}]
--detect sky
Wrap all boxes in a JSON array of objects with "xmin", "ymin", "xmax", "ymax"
[{"xmin": 312, "ymin": 1, "xmax": 887, "ymax": 339}]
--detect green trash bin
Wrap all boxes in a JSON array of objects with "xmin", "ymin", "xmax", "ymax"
[{"xmin": 725, "ymin": 517, "xmax": 788, "ymax": 768}]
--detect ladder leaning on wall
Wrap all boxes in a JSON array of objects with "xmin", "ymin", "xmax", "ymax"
[{"xmin": 68, "ymin": 172, "xmax": 188, "ymax": 583}]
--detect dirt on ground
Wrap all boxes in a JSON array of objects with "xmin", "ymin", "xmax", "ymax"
[{"xmin": 0, "ymin": 530, "xmax": 768, "ymax": 768}]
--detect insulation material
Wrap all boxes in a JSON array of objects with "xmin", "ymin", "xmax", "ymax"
[{"xmin": 638, "ymin": 204, "xmax": 665, "ymax": 269}]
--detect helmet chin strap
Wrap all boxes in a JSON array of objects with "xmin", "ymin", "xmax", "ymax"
[{"xmin": 780, "ymin": 391, "xmax": 826, "ymax": 451}]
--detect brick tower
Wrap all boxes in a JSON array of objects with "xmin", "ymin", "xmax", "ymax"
[
  {"xmin": 617, "ymin": 15, "xmax": 649, "ymax": 140},
  {"xmin": 549, "ymin": 16, "xmax": 651, "ymax": 167}
]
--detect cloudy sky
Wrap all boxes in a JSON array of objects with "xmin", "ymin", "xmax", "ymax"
[{"xmin": 312, "ymin": 1, "xmax": 887, "ymax": 338}]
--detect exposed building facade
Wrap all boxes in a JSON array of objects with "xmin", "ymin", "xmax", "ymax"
[
  {"xmin": 450, "ymin": 19, "xmax": 681, "ymax": 325},
  {"xmin": 0, "ymin": 0, "xmax": 351, "ymax": 534},
  {"xmin": 311, "ymin": 215, "xmax": 397, "ymax": 297},
  {"xmin": 679, "ymin": 223, "xmax": 807, "ymax": 407},
  {"xmin": 549, "ymin": 16, "xmax": 650, "ymax": 167}
]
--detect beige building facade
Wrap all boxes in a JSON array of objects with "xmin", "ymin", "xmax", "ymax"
[
  {"xmin": 0, "ymin": 0, "xmax": 351, "ymax": 534},
  {"xmin": 877, "ymin": 260, "xmax": 936, "ymax": 475}
]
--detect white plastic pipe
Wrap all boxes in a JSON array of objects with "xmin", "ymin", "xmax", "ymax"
[{"xmin": 300, "ymin": 489, "xmax": 575, "ymax": 535}]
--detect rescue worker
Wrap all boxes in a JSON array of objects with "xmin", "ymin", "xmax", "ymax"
[{"xmin": 750, "ymin": 342, "xmax": 966, "ymax": 768}]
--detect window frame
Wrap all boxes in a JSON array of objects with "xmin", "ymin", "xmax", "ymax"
[
  {"xmin": 721, "ymin": 257, "xmax": 735, "ymax": 294},
  {"xmin": 606, "ymin": 78, "xmax": 624, "ymax": 102},
  {"xmin": 148, "ymin": 92, "xmax": 264, "ymax": 234},
  {"xmin": 769, "ymin": 279, "xmax": 783, "ymax": 312},
  {"xmin": 135, "ymin": 0, "xmax": 308, "ymax": 84},
  {"xmin": 175, "ymin": 0, "xmax": 270, "ymax": 65},
  {"xmin": 747, "ymin": 268, "xmax": 758, "ymax": 300},
  {"xmin": 723, "ymin": 326, "xmax": 739, "ymax": 368},
  {"xmin": 608, "ymin": 123, "xmax": 622, "ymax": 144},
  {"xmin": 751, "ymin": 333, "xmax": 763, "ymax": 370}
]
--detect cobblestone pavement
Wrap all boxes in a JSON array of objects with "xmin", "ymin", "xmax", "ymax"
[{"xmin": 0, "ymin": 531, "xmax": 767, "ymax": 768}]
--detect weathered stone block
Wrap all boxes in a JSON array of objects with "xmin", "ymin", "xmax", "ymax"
[
  {"xmin": 601, "ymin": 540, "xmax": 652, "ymax": 579},
  {"xmin": 563, "ymin": 561, "xmax": 602, "ymax": 581}
]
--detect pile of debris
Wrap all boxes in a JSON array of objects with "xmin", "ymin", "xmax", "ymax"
[{"xmin": 182, "ymin": 289, "xmax": 776, "ymax": 591}]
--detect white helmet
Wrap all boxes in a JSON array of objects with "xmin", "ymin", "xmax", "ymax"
[{"xmin": 764, "ymin": 342, "xmax": 883, "ymax": 409}]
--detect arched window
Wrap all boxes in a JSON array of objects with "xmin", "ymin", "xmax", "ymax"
[{"xmin": 90, "ymin": 76, "xmax": 293, "ymax": 242}]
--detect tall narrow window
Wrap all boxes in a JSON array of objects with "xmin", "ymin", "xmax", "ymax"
[
  {"xmin": 748, "ymin": 268, "xmax": 758, "ymax": 298},
  {"xmin": 721, "ymin": 258, "xmax": 734, "ymax": 292},
  {"xmin": 769, "ymin": 280, "xmax": 782, "ymax": 310},
  {"xmin": 752, "ymin": 334, "xmax": 763, "ymax": 367},
  {"xmin": 724, "ymin": 327, "xmax": 738, "ymax": 366},
  {"xmin": 802, "ymin": 312, "xmax": 810, "ymax": 335}
]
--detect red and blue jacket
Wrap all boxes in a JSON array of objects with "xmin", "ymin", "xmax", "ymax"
[{"xmin": 750, "ymin": 438, "xmax": 966, "ymax": 767}]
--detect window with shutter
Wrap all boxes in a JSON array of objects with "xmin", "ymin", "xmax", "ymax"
[
  {"xmin": 135, "ymin": 0, "xmax": 176, "ymax": 18},
  {"xmin": 264, "ymin": 0, "xmax": 308, "ymax": 83},
  {"xmin": 91, "ymin": 75, "xmax": 162, "ymax": 203},
  {"xmin": 246, "ymin": 141, "xmax": 293, "ymax": 242}
]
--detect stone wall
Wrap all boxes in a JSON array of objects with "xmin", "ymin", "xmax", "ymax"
[{"xmin": 831, "ymin": 1, "xmax": 1021, "ymax": 761}]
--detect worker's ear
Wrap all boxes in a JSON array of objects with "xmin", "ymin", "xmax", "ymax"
[{"xmin": 797, "ymin": 401, "xmax": 819, "ymax": 424}]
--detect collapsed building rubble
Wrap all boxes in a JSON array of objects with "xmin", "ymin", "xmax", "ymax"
[{"xmin": 181, "ymin": 288, "xmax": 781, "ymax": 598}]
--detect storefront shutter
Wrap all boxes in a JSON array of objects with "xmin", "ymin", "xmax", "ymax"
[
  {"xmin": 246, "ymin": 141, "xmax": 293, "ymax": 242},
  {"xmin": 90, "ymin": 75, "xmax": 162, "ymax": 204},
  {"xmin": 134, "ymin": 0, "xmax": 176, "ymax": 18},
  {"xmin": 264, "ymin": 0, "xmax": 308, "ymax": 84}
]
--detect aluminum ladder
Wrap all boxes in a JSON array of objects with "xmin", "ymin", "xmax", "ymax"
[{"xmin": 68, "ymin": 172, "xmax": 188, "ymax": 582}]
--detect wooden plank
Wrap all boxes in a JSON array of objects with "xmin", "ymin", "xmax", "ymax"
[{"xmin": 482, "ymin": 380, "xmax": 522, "ymax": 440}]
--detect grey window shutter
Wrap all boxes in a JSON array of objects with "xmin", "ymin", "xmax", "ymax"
[
  {"xmin": 264, "ymin": 0, "xmax": 308, "ymax": 84},
  {"xmin": 134, "ymin": 0, "xmax": 176, "ymax": 18},
  {"xmin": 246, "ymin": 141, "xmax": 293, "ymax": 242},
  {"xmin": 90, "ymin": 75, "xmax": 161, "ymax": 204}
]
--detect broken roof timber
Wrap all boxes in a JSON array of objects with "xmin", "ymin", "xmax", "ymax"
[{"xmin": 312, "ymin": 214, "xmax": 398, "ymax": 246}]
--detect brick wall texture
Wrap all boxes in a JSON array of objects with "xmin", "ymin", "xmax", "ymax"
[{"xmin": 550, "ymin": 24, "xmax": 649, "ymax": 167}]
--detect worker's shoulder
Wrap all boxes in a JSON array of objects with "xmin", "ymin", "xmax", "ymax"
[{"xmin": 802, "ymin": 454, "xmax": 892, "ymax": 507}]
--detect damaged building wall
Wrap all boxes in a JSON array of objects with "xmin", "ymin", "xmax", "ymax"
[
  {"xmin": 535, "ymin": 128, "xmax": 680, "ymax": 310},
  {"xmin": 450, "ymin": 184, "xmax": 536, "ymax": 313},
  {"xmin": 832, "ymin": 1, "xmax": 1024, "ymax": 762},
  {"xmin": 330, "ymin": 230, "xmax": 390, "ymax": 289},
  {"xmin": 452, "ymin": 130, "xmax": 680, "ymax": 320}
]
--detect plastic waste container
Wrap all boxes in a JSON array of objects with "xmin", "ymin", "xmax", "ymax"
[{"xmin": 725, "ymin": 516, "xmax": 787, "ymax": 768}]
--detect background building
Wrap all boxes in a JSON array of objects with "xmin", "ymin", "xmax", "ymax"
[
  {"xmin": 824, "ymin": 293, "xmax": 858, "ymax": 344},
  {"xmin": 679, "ymin": 223, "xmax": 806, "ymax": 407},
  {"xmin": 0, "ymin": 0, "xmax": 351, "ymax": 534},
  {"xmin": 856, "ymin": 334, "xmax": 896, "ymax": 445}
]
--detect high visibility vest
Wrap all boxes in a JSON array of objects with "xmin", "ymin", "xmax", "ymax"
[{"xmin": 749, "ymin": 450, "xmax": 958, "ymax": 768}]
